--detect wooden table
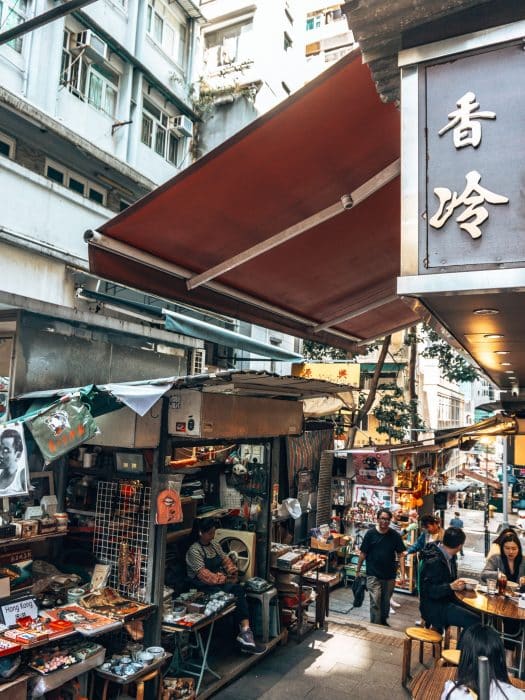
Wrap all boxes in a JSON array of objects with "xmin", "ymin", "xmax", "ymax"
[
  {"xmin": 456, "ymin": 589, "xmax": 525, "ymax": 675},
  {"xmin": 410, "ymin": 665, "xmax": 525, "ymax": 700}
]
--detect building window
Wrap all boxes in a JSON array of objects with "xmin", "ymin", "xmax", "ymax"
[
  {"xmin": 147, "ymin": 0, "xmax": 188, "ymax": 67},
  {"xmin": 306, "ymin": 14, "xmax": 322, "ymax": 31},
  {"xmin": 283, "ymin": 31, "xmax": 292, "ymax": 51},
  {"xmin": 0, "ymin": 0, "xmax": 27, "ymax": 53},
  {"xmin": 141, "ymin": 96, "xmax": 180, "ymax": 165},
  {"xmin": 60, "ymin": 30, "xmax": 119, "ymax": 118},
  {"xmin": 44, "ymin": 159, "xmax": 107, "ymax": 206},
  {"xmin": 0, "ymin": 131, "xmax": 15, "ymax": 158},
  {"xmin": 204, "ymin": 19, "xmax": 253, "ymax": 70}
]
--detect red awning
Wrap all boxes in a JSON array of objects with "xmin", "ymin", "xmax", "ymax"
[{"xmin": 87, "ymin": 51, "xmax": 420, "ymax": 352}]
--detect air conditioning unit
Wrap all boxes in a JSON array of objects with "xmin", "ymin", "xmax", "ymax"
[
  {"xmin": 73, "ymin": 30, "xmax": 108, "ymax": 62},
  {"xmin": 169, "ymin": 114, "xmax": 193, "ymax": 138}
]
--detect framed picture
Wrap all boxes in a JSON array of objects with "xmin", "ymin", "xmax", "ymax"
[
  {"xmin": 354, "ymin": 486, "xmax": 392, "ymax": 510},
  {"xmin": 0, "ymin": 423, "xmax": 29, "ymax": 497}
]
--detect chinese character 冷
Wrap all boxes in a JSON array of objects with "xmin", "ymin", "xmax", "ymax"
[
  {"xmin": 438, "ymin": 92, "xmax": 496, "ymax": 148},
  {"xmin": 429, "ymin": 170, "xmax": 509, "ymax": 239}
]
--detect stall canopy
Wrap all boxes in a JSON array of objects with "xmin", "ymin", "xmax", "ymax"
[
  {"xmin": 13, "ymin": 370, "xmax": 357, "ymax": 419},
  {"xmin": 86, "ymin": 50, "xmax": 421, "ymax": 353}
]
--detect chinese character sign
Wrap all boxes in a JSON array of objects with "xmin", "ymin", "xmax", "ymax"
[{"xmin": 421, "ymin": 44, "xmax": 523, "ymax": 270}]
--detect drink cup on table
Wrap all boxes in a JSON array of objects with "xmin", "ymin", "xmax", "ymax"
[
  {"xmin": 487, "ymin": 578, "xmax": 497, "ymax": 595},
  {"xmin": 497, "ymin": 570, "xmax": 507, "ymax": 595}
]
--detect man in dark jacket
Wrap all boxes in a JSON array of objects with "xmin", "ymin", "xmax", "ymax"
[
  {"xmin": 419, "ymin": 526, "xmax": 479, "ymax": 632},
  {"xmin": 356, "ymin": 508, "xmax": 406, "ymax": 626}
]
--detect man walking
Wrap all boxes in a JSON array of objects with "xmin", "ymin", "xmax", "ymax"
[
  {"xmin": 356, "ymin": 508, "xmax": 406, "ymax": 626},
  {"xmin": 449, "ymin": 511, "xmax": 464, "ymax": 528}
]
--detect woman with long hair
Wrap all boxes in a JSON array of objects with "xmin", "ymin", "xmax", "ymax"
[
  {"xmin": 481, "ymin": 532, "xmax": 525, "ymax": 583},
  {"xmin": 487, "ymin": 527, "xmax": 519, "ymax": 560},
  {"xmin": 441, "ymin": 624, "xmax": 524, "ymax": 699}
]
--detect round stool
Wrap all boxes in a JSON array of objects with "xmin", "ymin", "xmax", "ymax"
[
  {"xmin": 401, "ymin": 626, "xmax": 443, "ymax": 686},
  {"xmin": 438, "ymin": 649, "xmax": 461, "ymax": 666}
]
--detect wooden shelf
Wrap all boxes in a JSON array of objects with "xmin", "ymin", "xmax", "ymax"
[{"xmin": 0, "ymin": 532, "xmax": 67, "ymax": 549}]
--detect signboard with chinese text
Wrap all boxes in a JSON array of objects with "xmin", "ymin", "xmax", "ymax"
[
  {"xmin": 291, "ymin": 362, "xmax": 360, "ymax": 386},
  {"xmin": 419, "ymin": 41, "xmax": 525, "ymax": 272}
]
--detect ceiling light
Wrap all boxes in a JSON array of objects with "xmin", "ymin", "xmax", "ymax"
[
  {"xmin": 504, "ymin": 370, "xmax": 514, "ymax": 374},
  {"xmin": 484, "ymin": 334, "xmax": 504, "ymax": 339},
  {"xmin": 501, "ymin": 362, "xmax": 512, "ymax": 366},
  {"xmin": 495, "ymin": 351, "xmax": 510, "ymax": 355},
  {"xmin": 473, "ymin": 308, "xmax": 500, "ymax": 315}
]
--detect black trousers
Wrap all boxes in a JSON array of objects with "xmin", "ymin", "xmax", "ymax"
[{"xmin": 426, "ymin": 602, "xmax": 479, "ymax": 634}]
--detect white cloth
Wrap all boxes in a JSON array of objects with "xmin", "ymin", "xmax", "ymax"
[{"xmin": 441, "ymin": 679, "xmax": 525, "ymax": 699}]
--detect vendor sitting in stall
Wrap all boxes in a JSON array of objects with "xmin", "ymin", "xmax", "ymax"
[{"xmin": 186, "ymin": 518, "xmax": 265, "ymax": 655}]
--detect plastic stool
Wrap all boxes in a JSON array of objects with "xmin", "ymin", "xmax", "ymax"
[
  {"xmin": 246, "ymin": 587, "xmax": 280, "ymax": 643},
  {"xmin": 401, "ymin": 626, "xmax": 443, "ymax": 686}
]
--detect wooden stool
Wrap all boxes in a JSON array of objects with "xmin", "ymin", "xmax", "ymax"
[
  {"xmin": 134, "ymin": 668, "xmax": 161, "ymax": 700},
  {"xmin": 444, "ymin": 625, "xmax": 462, "ymax": 649},
  {"xmin": 401, "ymin": 627, "xmax": 443, "ymax": 686},
  {"xmin": 437, "ymin": 649, "xmax": 461, "ymax": 666}
]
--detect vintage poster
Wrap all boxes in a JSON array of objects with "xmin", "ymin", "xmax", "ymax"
[
  {"xmin": 0, "ymin": 422, "xmax": 29, "ymax": 497},
  {"xmin": 352, "ymin": 451, "xmax": 393, "ymax": 487}
]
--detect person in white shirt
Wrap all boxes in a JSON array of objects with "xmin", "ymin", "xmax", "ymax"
[{"xmin": 441, "ymin": 624, "xmax": 524, "ymax": 699}]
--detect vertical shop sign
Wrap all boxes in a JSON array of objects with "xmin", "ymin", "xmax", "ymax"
[{"xmin": 420, "ymin": 42, "xmax": 525, "ymax": 271}]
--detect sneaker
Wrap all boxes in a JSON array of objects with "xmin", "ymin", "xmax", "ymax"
[
  {"xmin": 391, "ymin": 600, "xmax": 400, "ymax": 608},
  {"xmin": 241, "ymin": 641, "xmax": 267, "ymax": 656},
  {"xmin": 415, "ymin": 619, "xmax": 422, "ymax": 626},
  {"xmin": 236, "ymin": 628, "xmax": 256, "ymax": 649},
  {"xmin": 389, "ymin": 607, "xmax": 396, "ymax": 615},
  {"xmin": 381, "ymin": 620, "xmax": 391, "ymax": 627}
]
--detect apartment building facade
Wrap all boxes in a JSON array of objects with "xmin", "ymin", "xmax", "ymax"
[{"xmin": 0, "ymin": 0, "xmax": 206, "ymax": 395}]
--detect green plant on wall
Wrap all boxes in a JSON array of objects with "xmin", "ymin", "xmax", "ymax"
[
  {"xmin": 372, "ymin": 384, "xmax": 425, "ymax": 443},
  {"xmin": 421, "ymin": 326, "xmax": 478, "ymax": 383}
]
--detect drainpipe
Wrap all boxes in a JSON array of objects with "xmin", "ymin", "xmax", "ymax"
[{"xmin": 126, "ymin": 0, "xmax": 146, "ymax": 166}]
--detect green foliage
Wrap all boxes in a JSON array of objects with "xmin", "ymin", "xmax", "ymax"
[
  {"xmin": 421, "ymin": 326, "xmax": 478, "ymax": 383},
  {"xmin": 372, "ymin": 384, "xmax": 425, "ymax": 442},
  {"xmin": 302, "ymin": 340, "xmax": 352, "ymax": 361}
]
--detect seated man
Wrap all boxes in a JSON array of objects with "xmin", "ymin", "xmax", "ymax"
[
  {"xmin": 185, "ymin": 518, "xmax": 265, "ymax": 654},
  {"xmin": 419, "ymin": 526, "xmax": 479, "ymax": 633}
]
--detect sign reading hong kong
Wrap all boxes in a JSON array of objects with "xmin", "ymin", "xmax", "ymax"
[{"xmin": 420, "ymin": 42, "xmax": 524, "ymax": 272}]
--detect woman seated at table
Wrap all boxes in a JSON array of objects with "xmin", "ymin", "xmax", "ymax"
[
  {"xmin": 481, "ymin": 531, "xmax": 525, "ymax": 585},
  {"xmin": 487, "ymin": 527, "xmax": 520, "ymax": 560},
  {"xmin": 185, "ymin": 518, "xmax": 264, "ymax": 655},
  {"xmin": 441, "ymin": 624, "xmax": 524, "ymax": 699}
]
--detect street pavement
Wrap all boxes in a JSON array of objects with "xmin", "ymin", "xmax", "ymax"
[{"xmin": 212, "ymin": 507, "xmax": 513, "ymax": 699}]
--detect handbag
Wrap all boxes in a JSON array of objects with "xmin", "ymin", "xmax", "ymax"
[{"xmin": 351, "ymin": 575, "xmax": 367, "ymax": 608}]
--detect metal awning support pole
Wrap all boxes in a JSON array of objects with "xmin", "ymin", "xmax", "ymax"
[{"xmin": 502, "ymin": 437, "xmax": 509, "ymax": 528}]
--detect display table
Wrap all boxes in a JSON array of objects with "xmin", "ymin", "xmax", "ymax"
[
  {"xmin": 162, "ymin": 604, "xmax": 236, "ymax": 695},
  {"xmin": 92, "ymin": 652, "xmax": 171, "ymax": 700},
  {"xmin": 455, "ymin": 588, "xmax": 525, "ymax": 676},
  {"xmin": 30, "ymin": 647, "xmax": 105, "ymax": 698}
]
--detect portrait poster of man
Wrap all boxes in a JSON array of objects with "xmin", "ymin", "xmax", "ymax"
[{"xmin": 0, "ymin": 423, "xmax": 29, "ymax": 497}]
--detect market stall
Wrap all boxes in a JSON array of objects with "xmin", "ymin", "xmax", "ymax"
[{"xmin": 0, "ymin": 371, "xmax": 346, "ymax": 699}]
